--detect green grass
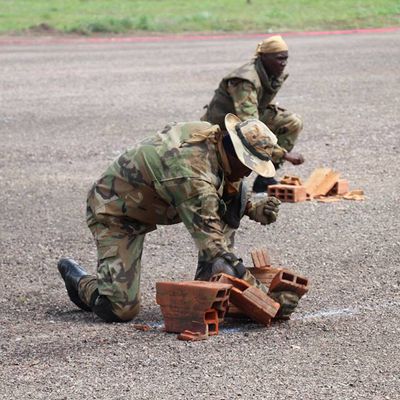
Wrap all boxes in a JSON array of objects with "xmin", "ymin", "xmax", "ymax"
[{"xmin": 0, "ymin": 0, "xmax": 399, "ymax": 35}]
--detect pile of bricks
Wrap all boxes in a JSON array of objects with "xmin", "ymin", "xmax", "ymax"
[
  {"xmin": 230, "ymin": 248, "xmax": 310, "ymax": 320},
  {"xmin": 267, "ymin": 167, "xmax": 353, "ymax": 203},
  {"xmin": 155, "ymin": 248, "xmax": 310, "ymax": 341}
]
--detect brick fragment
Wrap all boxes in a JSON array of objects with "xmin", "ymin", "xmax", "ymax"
[
  {"xmin": 280, "ymin": 175, "xmax": 302, "ymax": 186},
  {"xmin": 268, "ymin": 184, "xmax": 307, "ymax": 203},
  {"xmin": 250, "ymin": 248, "xmax": 271, "ymax": 268},
  {"xmin": 304, "ymin": 168, "xmax": 340, "ymax": 197},
  {"xmin": 269, "ymin": 269, "xmax": 310, "ymax": 297},
  {"xmin": 248, "ymin": 248, "xmax": 283, "ymax": 288},
  {"xmin": 177, "ymin": 330, "xmax": 208, "ymax": 341},
  {"xmin": 133, "ymin": 324, "xmax": 152, "ymax": 332},
  {"xmin": 328, "ymin": 179, "xmax": 350, "ymax": 195}
]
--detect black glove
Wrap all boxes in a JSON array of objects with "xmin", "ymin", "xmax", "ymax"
[
  {"xmin": 211, "ymin": 252, "xmax": 246, "ymax": 278},
  {"xmin": 194, "ymin": 252, "xmax": 246, "ymax": 281}
]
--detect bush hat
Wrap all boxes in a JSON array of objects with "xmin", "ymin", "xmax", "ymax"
[{"xmin": 224, "ymin": 113, "xmax": 277, "ymax": 178}]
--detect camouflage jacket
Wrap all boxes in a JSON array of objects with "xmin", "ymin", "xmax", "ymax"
[
  {"xmin": 203, "ymin": 57, "xmax": 288, "ymax": 129},
  {"xmin": 87, "ymin": 121, "xmax": 242, "ymax": 262}
]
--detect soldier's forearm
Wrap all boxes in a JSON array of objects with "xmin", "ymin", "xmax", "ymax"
[{"xmin": 271, "ymin": 145, "xmax": 287, "ymax": 164}]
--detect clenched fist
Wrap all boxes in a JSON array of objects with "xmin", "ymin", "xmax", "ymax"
[{"xmin": 247, "ymin": 196, "xmax": 281, "ymax": 225}]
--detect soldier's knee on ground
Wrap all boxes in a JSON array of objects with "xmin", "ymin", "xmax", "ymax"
[
  {"xmin": 289, "ymin": 113, "xmax": 303, "ymax": 135},
  {"xmin": 275, "ymin": 113, "xmax": 303, "ymax": 154},
  {"xmin": 91, "ymin": 293, "xmax": 140, "ymax": 323},
  {"xmin": 276, "ymin": 112, "xmax": 303, "ymax": 136}
]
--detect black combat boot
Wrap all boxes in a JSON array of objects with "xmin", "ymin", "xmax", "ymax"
[
  {"xmin": 252, "ymin": 176, "xmax": 279, "ymax": 193},
  {"xmin": 57, "ymin": 258, "xmax": 92, "ymax": 311}
]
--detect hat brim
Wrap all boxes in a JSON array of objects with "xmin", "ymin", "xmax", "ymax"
[{"xmin": 225, "ymin": 113, "xmax": 276, "ymax": 178}]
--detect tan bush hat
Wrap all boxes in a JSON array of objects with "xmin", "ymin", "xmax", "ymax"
[{"xmin": 224, "ymin": 113, "xmax": 277, "ymax": 178}]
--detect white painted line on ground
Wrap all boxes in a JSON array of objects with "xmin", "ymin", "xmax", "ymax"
[
  {"xmin": 291, "ymin": 307, "xmax": 357, "ymax": 320},
  {"xmin": 145, "ymin": 299, "xmax": 400, "ymax": 333}
]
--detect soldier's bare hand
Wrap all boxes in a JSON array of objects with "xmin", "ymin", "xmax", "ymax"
[{"xmin": 283, "ymin": 152, "xmax": 304, "ymax": 165}]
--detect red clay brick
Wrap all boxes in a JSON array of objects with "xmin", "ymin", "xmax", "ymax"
[
  {"xmin": 156, "ymin": 281, "xmax": 231, "ymax": 310},
  {"xmin": 247, "ymin": 266, "xmax": 282, "ymax": 288},
  {"xmin": 268, "ymin": 184, "xmax": 307, "ymax": 203},
  {"xmin": 156, "ymin": 281, "xmax": 231, "ymax": 334},
  {"xmin": 211, "ymin": 273, "xmax": 280, "ymax": 326},
  {"xmin": 230, "ymin": 287, "xmax": 280, "ymax": 325},
  {"xmin": 159, "ymin": 306, "xmax": 219, "ymax": 335},
  {"xmin": 304, "ymin": 168, "xmax": 340, "ymax": 197},
  {"xmin": 269, "ymin": 269, "xmax": 310, "ymax": 297}
]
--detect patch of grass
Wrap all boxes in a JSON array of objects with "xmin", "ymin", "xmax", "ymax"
[
  {"xmin": 70, "ymin": 17, "xmax": 135, "ymax": 34},
  {"xmin": 0, "ymin": 0, "xmax": 399, "ymax": 35}
]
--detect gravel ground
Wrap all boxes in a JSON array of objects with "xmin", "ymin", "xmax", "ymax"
[{"xmin": 0, "ymin": 31, "xmax": 399, "ymax": 399}]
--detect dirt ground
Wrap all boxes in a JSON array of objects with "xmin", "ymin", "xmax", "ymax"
[{"xmin": 1, "ymin": 31, "xmax": 399, "ymax": 399}]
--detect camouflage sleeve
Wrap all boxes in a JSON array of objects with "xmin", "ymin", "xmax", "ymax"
[
  {"xmin": 159, "ymin": 178, "xmax": 230, "ymax": 262},
  {"xmin": 271, "ymin": 146, "xmax": 287, "ymax": 164},
  {"xmin": 226, "ymin": 79, "xmax": 259, "ymax": 121}
]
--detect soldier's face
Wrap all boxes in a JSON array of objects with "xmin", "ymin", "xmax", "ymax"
[
  {"xmin": 226, "ymin": 154, "xmax": 252, "ymax": 181},
  {"xmin": 260, "ymin": 51, "xmax": 288, "ymax": 77}
]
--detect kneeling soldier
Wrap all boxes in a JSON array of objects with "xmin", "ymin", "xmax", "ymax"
[{"xmin": 58, "ymin": 113, "xmax": 298, "ymax": 322}]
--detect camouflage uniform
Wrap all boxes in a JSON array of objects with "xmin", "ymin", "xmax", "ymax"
[
  {"xmin": 78, "ymin": 121, "xmax": 269, "ymax": 321},
  {"xmin": 202, "ymin": 57, "xmax": 303, "ymax": 166}
]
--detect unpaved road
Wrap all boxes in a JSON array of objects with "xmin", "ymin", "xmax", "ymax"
[{"xmin": 1, "ymin": 31, "xmax": 399, "ymax": 399}]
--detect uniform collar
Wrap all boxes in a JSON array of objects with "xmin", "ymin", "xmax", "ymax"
[{"xmin": 216, "ymin": 135, "xmax": 232, "ymax": 176}]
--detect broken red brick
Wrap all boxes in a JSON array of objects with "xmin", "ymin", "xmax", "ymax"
[
  {"xmin": 156, "ymin": 281, "xmax": 231, "ymax": 334},
  {"xmin": 250, "ymin": 248, "xmax": 271, "ymax": 269},
  {"xmin": 211, "ymin": 273, "xmax": 250, "ymax": 291},
  {"xmin": 304, "ymin": 168, "xmax": 340, "ymax": 197},
  {"xmin": 211, "ymin": 273, "xmax": 280, "ymax": 326},
  {"xmin": 204, "ymin": 309, "xmax": 219, "ymax": 336},
  {"xmin": 230, "ymin": 287, "xmax": 280, "ymax": 326},
  {"xmin": 280, "ymin": 175, "xmax": 303, "ymax": 186},
  {"xmin": 268, "ymin": 184, "xmax": 307, "ymax": 203},
  {"xmin": 248, "ymin": 248, "xmax": 282, "ymax": 288},
  {"xmin": 133, "ymin": 324, "xmax": 152, "ymax": 332},
  {"xmin": 269, "ymin": 269, "xmax": 310, "ymax": 298},
  {"xmin": 248, "ymin": 266, "xmax": 283, "ymax": 288},
  {"xmin": 177, "ymin": 330, "xmax": 209, "ymax": 341},
  {"xmin": 328, "ymin": 178, "xmax": 350, "ymax": 196}
]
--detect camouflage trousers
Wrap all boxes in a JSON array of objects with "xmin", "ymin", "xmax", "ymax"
[
  {"xmin": 78, "ymin": 207, "xmax": 156, "ymax": 321},
  {"xmin": 260, "ymin": 104, "xmax": 303, "ymax": 165},
  {"xmin": 78, "ymin": 208, "xmax": 243, "ymax": 322}
]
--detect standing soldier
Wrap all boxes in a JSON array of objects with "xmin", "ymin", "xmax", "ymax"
[
  {"xmin": 201, "ymin": 35, "xmax": 304, "ymax": 192},
  {"xmin": 58, "ymin": 114, "xmax": 299, "ymax": 323}
]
